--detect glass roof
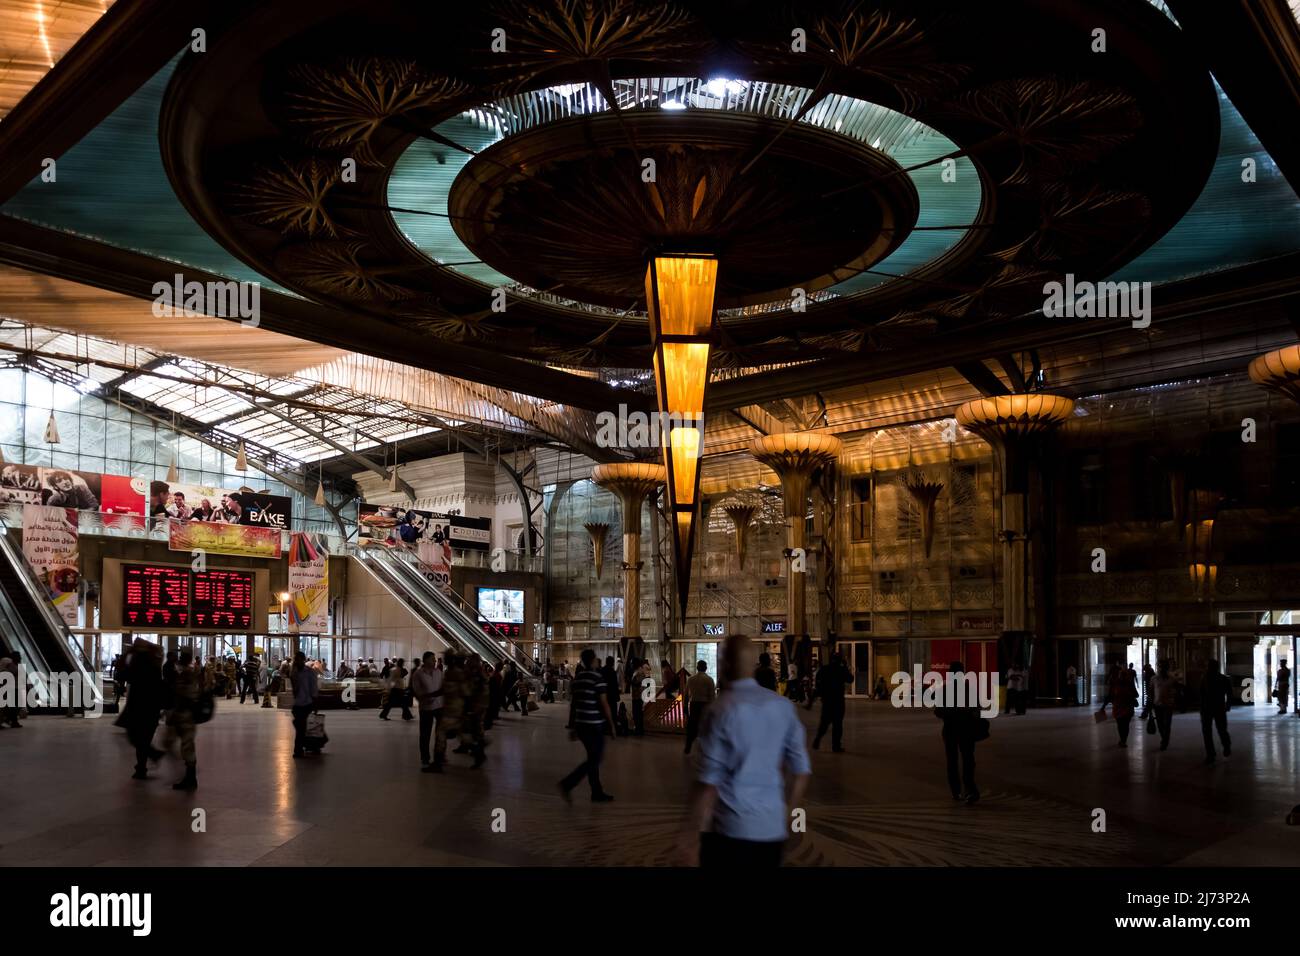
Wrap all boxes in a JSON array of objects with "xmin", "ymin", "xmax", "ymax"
[{"xmin": 0, "ymin": 319, "xmax": 446, "ymax": 465}]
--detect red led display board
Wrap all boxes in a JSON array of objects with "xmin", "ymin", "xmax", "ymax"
[
  {"xmin": 121, "ymin": 564, "xmax": 254, "ymax": 631},
  {"xmin": 481, "ymin": 621, "xmax": 522, "ymax": 639},
  {"xmin": 192, "ymin": 569, "xmax": 254, "ymax": 630},
  {"xmin": 122, "ymin": 565, "xmax": 190, "ymax": 628}
]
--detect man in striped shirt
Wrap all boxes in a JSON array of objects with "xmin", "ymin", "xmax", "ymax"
[{"xmin": 558, "ymin": 648, "xmax": 617, "ymax": 803}]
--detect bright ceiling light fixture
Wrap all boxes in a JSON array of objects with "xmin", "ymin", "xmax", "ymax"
[
  {"xmin": 646, "ymin": 254, "xmax": 717, "ymax": 617},
  {"xmin": 659, "ymin": 98, "xmax": 687, "ymax": 111}
]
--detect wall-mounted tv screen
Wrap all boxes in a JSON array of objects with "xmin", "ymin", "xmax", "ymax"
[{"xmin": 477, "ymin": 587, "xmax": 524, "ymax": 624}]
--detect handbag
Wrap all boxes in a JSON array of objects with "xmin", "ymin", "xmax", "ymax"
[
  {"xmin": 193, "ymin": 691, "xmax": 215, "ymax": 725},
  {"xmin": 1093, "ymin": 706, "xmax": 1108, "ymax": 723},
  {"xmin": 305, "ymin": 711, "xmax": 326, "ymax": 738},
  {"xmin": 1146, "ymin": 713, "xmax": 1156, "ymax": 734},
  {"xmin": 973, "ymin": 717, "xmax": 990, "ymax": 742}
]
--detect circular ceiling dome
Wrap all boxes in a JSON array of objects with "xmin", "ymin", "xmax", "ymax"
[{"xmin": 445, "ymin": 110, "xmax": 920, "ymax": 310}]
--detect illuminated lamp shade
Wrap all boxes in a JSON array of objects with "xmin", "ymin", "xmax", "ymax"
[
  {"xmin": 1248, "ymin": 345, "xmax": 1300, "ymax": 405},
  {"xmin": 646, "ymin": 254, "xmax": 718, "ymax": 617}
]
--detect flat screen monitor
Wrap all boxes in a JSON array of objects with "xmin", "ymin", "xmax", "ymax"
[{"xmin": 477, "ymin": 587, "xmax": 524, "ymax": 624}]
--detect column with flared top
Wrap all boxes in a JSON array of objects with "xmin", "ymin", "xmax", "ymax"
[
  {"xmin": 592, "ymin": 462, "xmax": 665, "ymax": 669},
  {"xmin": 750, "ymin": 433, "xmax": 842, "ymax": 663},
  {"xmin": 955, "ymin": 394, "xmax": 1074, "ymax": 665}
]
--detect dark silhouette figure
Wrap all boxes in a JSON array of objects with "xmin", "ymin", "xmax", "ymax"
[
  {"xmin": 754, "ymin": 652, "xmax": 777, "ymax": 692},
  {"xmin": 1199, "ymin": 658, "xmax": 1232, "ymax": 765},
  {"xmin": 1107, "ymin": 664, "xmax": 1138, "ymax": 747},
  {"xmin": 937, "ymin": 661, "xmax": 981, "ymax": 804},
  {"xmin": 122, "ymin": 641, "xmax": 164, "ymax": 779},
  {"xmin": 812, "ymin": 652, "xmax": 853, "ymax": 752}
]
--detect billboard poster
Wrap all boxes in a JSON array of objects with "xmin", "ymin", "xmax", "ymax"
[
  {"xmin": 417, "ymin": 537, "xmax": 453, "ymax": 595},
  {"xmin": 167, "ymin": 518, "xmax": 282, "ymax": 559},
  {"xmin": 358, "ymin": 503, "xmax": 490, "ymax": 551},
  {"xmin": 147, "ymin": 482, "xmax": 292, "ymax": 530},
  {"xmin": 21, "ymin": 504, "xmax": 80, "ymax": 627},
  {"xmin": 1, "ymin": 464, "xmax": 146, "ymax": 515},
  {"xmin": 287, "ymin": 532, "xmax": 330, "ymax": 634}
]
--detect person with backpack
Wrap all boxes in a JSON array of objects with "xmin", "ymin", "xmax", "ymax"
[
  {"xmin": 240, "ymin": 653, "xmax": 261, "ymax": 704},
  {"xmin": 168, "ymin": 649, "xmax": 203, "ymax": 791}
]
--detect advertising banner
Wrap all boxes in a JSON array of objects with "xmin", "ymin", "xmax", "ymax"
[
  {"xmin": 167, "ymin": 518, "xmax": 282, "ymax": 559},
  {"xmin": 148, "ymin": 481, "xmax": 292, "ymax": 530},
  {"xmin": 21, "ymin": 504, "xmax": 80, "ymax": 626},
  {"xmin": 287, "ymin": 532, "xmax": 330, "ymax": 634},
  {"xmin": 358, "ymin": 503, "xmax": 490, "ymax": 550},
  {"xmin": 416, "ymin": 537, "xmax": 453, "ymax": 595},
  {"xmin": 1, "ymin": 464, "xmax": 146, "ymax": 515}
]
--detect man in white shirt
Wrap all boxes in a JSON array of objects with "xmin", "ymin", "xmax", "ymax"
[
  {"xmin": 412, "ymin": 652, "xmax": 445, "ymax": 771},
  {"xmin": 678, "ymin": 635, "xmax": 811, "ymax": 867}
]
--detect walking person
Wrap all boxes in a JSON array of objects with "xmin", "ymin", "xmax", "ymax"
[
  {"xmin": 683, "ymin": 660, "xmax": 715, "ymax": 754},
  {"xmin": 432, "ymin": 654, "xmax": 465, "ymax": 771},
  {"xmin": 600, "ymin": 655, "xmax": 621, "ymax": 736},
  {"xmin": 812, "ymin": 651, "xmax": 853, "ymax": 752},
  {"xmin": 1152, "ymin": 659, "xmax": 1178, "ymax": 751},
  {"xmin": 485, "ymin": 663, "xmax": 502, "ymax": 730},
  {"xmin": 168, "ymin": 649, "xmax": 202, "ymax": 791},
  {"xmin": 111, "ymin": 653, "xmax": 127, "ymax": 708},
  {"xmin": 413, "ymin": 652, "xmax": 445, "ymax": 771},
  {"xmin": 290, "ymin": 651, "xmax": 318, "ymax": 759},
  {"xmin": 379, "ymin": 658, "xmax": 413, "ymax": 720},
  {"xmin": 1275, "ymin": 660, "xmax": 1291, "ymax": 715},
  {"xmin": 1199, "ymin": 659, "xmax": 1232, "ymax": 765},
  {"xmin": 754, "ymin": 652, "xmax": 777, "ymax": 692},
  {"xmin": 631, "ymin": 659, "xmax": 652, "ymax": 736},
  {"xmin": 123, "ymin": 640, "xmax": 164, "ymax": 779},
  {"xmin": 224, "ymin": 656, "xmax": 238, "ymax": 700},
  {"xmin": 937, "ymin": 661, "xmax": 982, "ymax": 804},
  {"xmin": 1005, "ymin": 663, "xmax": 1027, "ymax": 715},
  {"xmin": 240, "ymin": 653, "xmax": 260, "ymax": 704},
  {"xmin": 1108, "ymin": 663, "xmax": 1138, "ymax": 747},
  {"xmin": 0, "ymin": 649, "xmax": 23, "ymax": 728},
  {"xmin": 458, "ymin": 654, "xmax": 489, "ymax": 768},
  {"xmin": 558, "ymin": 648, "xmax": 617, "ymax": 803},
  {"xmin": 1141, "ymin": 662, "xmax": 1156, "ymax": 719},
  {"xmin": 677, "ymin": 634, "xmax": 811, "ymax": 866},
  {"xmin": 1066, "ymin": 663, "xmax": 1078, "ymax": 705}
]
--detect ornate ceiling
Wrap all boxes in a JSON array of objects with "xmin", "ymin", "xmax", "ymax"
[{"xmin": 158, "ymin": 0, "xmax": 1219, "ymax": 381}]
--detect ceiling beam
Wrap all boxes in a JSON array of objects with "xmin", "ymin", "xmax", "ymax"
[
  {"xmin": 0, "ymin": 0, "xmax": 257, "ymax": 204},
  {"xmin": 995, "ymin": 354, "xmax": 1028, "ymax": 392},
  {"xmin": 0, "ymin": 215, "xmax": 652, "ymax": 415},
  {"xmin": 954, "ymin": 360, "xmax": 1011, "ymax": 397},
  {"xmin": 250, "ymin": 400, "xmax": 418, "ymax": 499},
  {"xmin": 707, "ymin": 252, "xmax": 1300, "ymax": 409}
]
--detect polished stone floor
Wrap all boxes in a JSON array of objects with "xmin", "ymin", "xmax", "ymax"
[{"xmin": 2, "ymin": 695, "xmax": 1297, "ymax": 866}]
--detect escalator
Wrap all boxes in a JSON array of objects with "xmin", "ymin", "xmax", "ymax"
[
  {"xmin": 0, "ymin": 513, "xmax": 101, "ymax": 710},
  {"xmin": 352, "ymin": 545, "xmax": 537, "ymax": 674}
]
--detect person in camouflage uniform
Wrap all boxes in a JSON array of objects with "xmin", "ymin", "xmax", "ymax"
[
  {"xmin": 458, "ymin": 654, "xmax": 489, "ymax": 769},
  {"xmin": 168, "ymin": 649, "xmax": 202, "ymax": 791},
  {"xmin": 431, "ymin": 653, "xmax": 465, "ymax": 772}
]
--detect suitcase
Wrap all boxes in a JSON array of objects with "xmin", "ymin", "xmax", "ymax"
[{"xmin": 304, "ymin": 711, "xmax": 328, "ymax": 753}]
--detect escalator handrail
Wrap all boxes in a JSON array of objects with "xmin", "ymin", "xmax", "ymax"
[
  {"xmin": 357, "ymin": 543, "xmax": 537, "ymax": 673},
  {"xmin": 351, "ymin": 548, "xmax": 473, "ymax": 656},
  {"xmin": 363, "ymin": 549, "xmax": 507, "ymax": 665},
  {"xmin": 0, "ymin": 511, "xmax": 98, "ymax": 692},
  {"xmin": 353, "ymin": 546, "xmax": 512, "ymax": 663},
  {"xmin": 381, "ymin": 543, "xmax": 537, "ymax": 672},
  {"xmin": 0, "ymin": 569, "xmax": 52, "ymax": 675}
]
